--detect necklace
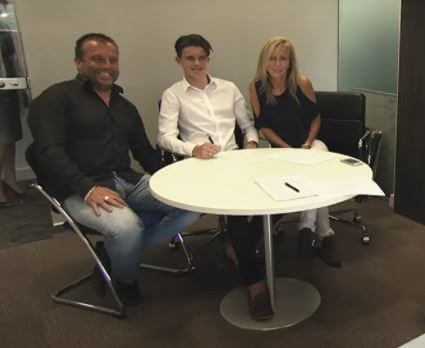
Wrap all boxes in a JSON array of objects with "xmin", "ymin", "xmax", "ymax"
[{"xmin": 272, "ymin": 85, "xmax": 286, "ymax": 95}]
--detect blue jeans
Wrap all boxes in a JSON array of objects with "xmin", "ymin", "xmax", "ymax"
[{"xmin": 63, "ymin": 173, "xmax": 200, "ymax": 284}]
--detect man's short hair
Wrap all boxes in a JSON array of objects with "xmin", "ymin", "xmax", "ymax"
[
  {"xmin": 174, "ymin": 34, "xmax": 213, "ymax": 58},
  {"xmin": 75, "ymin": 33, "xmax": 118, "ymax": 60}
]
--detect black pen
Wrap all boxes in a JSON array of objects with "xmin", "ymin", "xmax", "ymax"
[
  {"xmin": 285, "ymin": 182, "xmax": 300, "ymax": 193},
  {"xmin": 207, "ymin": 135, "xmax": 214, "ymax": 144}
]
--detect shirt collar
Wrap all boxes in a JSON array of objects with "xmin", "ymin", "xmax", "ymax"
[
  {"xmin": 75, "ymin": 73, "xmax": 124, "ymax": 94},
  {"xmin": 182, "ymin": 74, "xmax": 218, "ymax": 92}
]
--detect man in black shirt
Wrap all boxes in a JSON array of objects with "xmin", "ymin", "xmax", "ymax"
[{"xmin": 27, "ymin": 33, "xmax": 199, "ymax": 304}]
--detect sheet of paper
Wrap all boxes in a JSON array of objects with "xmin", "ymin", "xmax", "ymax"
[
  {"xmin": 256, "ymin": 175, "xmax": 385, "ymax": 202},
  {"xmin": 255, "ymin": 176, "xmax": 319, "ymax": 201},
  {"xmin": 317, "ymin": 179, "xmax": 385, "ymax": 197},
  {"xmin": 268, "ymin": 149, "xmax": 336, "ymax": 165}
]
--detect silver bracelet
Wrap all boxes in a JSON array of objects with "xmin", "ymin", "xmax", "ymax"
[{"xmin": 84, "ymin": 186, "xmax": 97, "ymax": 202}]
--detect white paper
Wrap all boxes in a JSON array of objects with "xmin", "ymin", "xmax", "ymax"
[
  {"xmin": 255, "ymin": 176, "xmax": 319, "ymax": 201},
  {"xmin": 317, "ymin": 179, "xmax": 385, "ymax": 197},
  {"xmin": 256, "ymin": 176, "xmax": 385, "ymax": 202},
  {"xmin": 268, "ymin": 149, "xmax": 336, "ymax": 165}
]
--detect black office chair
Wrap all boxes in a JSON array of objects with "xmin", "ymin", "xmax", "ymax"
[
  {"xmin": 315, "ymin": 91, "xmax": 382, "ymax": 245},
  {"xmin": 153, "ymin": 123, "xmax": 247, "ymax": 269},
  {"xmin": 25, "ymin": 144, "xmax": 194, "ymax": 318}
]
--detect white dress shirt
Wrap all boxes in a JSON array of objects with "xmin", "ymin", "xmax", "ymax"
[{"xmin": 158, "ymin": 76, "xmax": 259, "ymax": 157}]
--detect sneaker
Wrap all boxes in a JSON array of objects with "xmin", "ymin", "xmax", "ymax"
[
  {"xmin": 316, "ymin": 235, "xmax": 342, "ymax": 268},
  {"xmin": 298, "ymin": 228, "xmax": 316, "ymax": 256},
  {"xmin": 114, "ymin": 281, "xmax": 142, "ymax": 306},
  {"xmin": 248, "ymin": 291, "xmax": 274, "ymax": 321}
]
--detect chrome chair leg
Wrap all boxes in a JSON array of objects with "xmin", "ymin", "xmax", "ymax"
[
  {"xmin": 140, "ymin": 232, "xmax": 196, "ymax": 274},
  {"xmin": 30, "ymin": 183, "xmax": 125, "ymax": 318},
  {"xmin": 140, "ymin": 215, "xmax": 226, "ymax": 274}
]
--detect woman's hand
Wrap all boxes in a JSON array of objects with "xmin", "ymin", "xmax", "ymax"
[{"xmin": 245, "ymin": 141, "xmax": 258, "ymax": 149}]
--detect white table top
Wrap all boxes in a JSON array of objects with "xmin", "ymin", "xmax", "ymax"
[{"xmin": 149, "ymin": 148, "xmax": 373, "ymax": 216}]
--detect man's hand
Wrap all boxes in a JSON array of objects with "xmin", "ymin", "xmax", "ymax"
[
  {"xmin": 86, "ymin": 186, "xmax": 126, "ymax": 216},
  {"xmin": 192, "ymin": 143, "xmax": 221, "ymax": 159},
  {"xmin": 301, "ymin": 143, "xmax": 312, "ymax": 149}
]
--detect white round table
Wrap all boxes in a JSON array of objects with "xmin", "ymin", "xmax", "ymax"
[{"xmin": 149, "ymin": 148, "xmax": 372, "ymax": 330}]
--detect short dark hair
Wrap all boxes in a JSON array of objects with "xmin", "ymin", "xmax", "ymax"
[
  {"xmin": 75, "ymin": 33, "xmax": 118, "ymax": 60},
  {"xmin": 174, "ymin": 34, "xmax": 213, "ymax": 58}
]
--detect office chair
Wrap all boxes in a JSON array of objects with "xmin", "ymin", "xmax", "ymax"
[
  {"xmin": 315, "ymin": 91, "xmax": 382, "ymax": 245},
  {"xmin": 25, "ymin": 144, "xmax": 194, "ymax": 318},
  {"xmin": 152, "ymin": 123, "xmax": 247, "ymax": 270}
]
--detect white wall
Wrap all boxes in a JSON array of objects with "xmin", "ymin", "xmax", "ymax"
[{"xmin": 15, "ymin": 0, "xmax": 338, "ymax": 178}]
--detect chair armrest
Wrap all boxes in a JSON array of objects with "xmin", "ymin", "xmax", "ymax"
[
  {"xmin": 156, "ymin": 146, "xmax": 184, "ymax": 165},
  {"xmin": 257, "ymin": 130, "xmax": 272, "ymax": 148},
  {"xmin": 357, "ymin": 129, "xmax": 371, "ymax": 151},
  {"xmin": 357, "ymin": 128, "xmax": 383, "ymax": 177}
]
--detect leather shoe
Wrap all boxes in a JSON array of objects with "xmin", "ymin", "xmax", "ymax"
[
  {"xmin": 316, "ymin": 235, "xmax": 342, "ymax": 268},
  {"xmin": 298, "ymin": 228, "xmax": 316, "ymax": 256},
  {"xmin": 115, "ymin": 281, "xmax": 142, "ymax": 306},
  {"xmin": 248, "ymin": 291, "xmax": 274, "ymax": 321}
]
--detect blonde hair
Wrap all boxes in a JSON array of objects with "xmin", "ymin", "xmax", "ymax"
[{"xmin": 254, "ymin": 36, "xmax": 299, "ymax": 105}]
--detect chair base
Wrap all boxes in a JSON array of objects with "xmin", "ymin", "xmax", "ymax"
[
  {"xmin": 28, "ymin": 183, "xmax": 126, "ymax": 318},
  {"xmin": 272, "ymin": 209, "xmax": 370, "ymax": 246},
  {"xmin": 140, "ymin": 217, "xmax": 226, "ymax": 274},
  {"xmin": 329, "ymin": 208, "xmax": 370, "ymax": 245},
  {"xmin": 51, "ymin": 270, "xmax": 125, "ymax": 318},
  {"xmin": 140, "ymin": 232, "xmax": 196, "ymax": 274}
]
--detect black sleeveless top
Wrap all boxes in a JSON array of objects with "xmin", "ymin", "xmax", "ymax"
[{"xmin": 255, "ymin": 81, "xmax": 318, "ymax": 147}]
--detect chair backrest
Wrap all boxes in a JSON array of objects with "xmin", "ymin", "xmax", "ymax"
[{"xmin": 316, "ymin": 91, "xmax": 366, "ymax": 159}]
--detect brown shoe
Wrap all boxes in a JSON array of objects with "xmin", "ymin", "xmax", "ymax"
[
  {"xmin": 316, "ymin": 235, "xmax": 342, "ymax": 268},
  {"xmin": 248, "ymin": 291, "xmax": 274, "ymax": 321}
]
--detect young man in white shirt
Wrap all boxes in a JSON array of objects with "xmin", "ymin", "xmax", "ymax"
[{"xmin": 158, "ymin": 34, "xmax": 273, "ymax": 321}]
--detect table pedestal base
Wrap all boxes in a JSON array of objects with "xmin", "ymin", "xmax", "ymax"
[{"xmin": 220, "ymin": 277, "xmax": 320, "ymax": 330}]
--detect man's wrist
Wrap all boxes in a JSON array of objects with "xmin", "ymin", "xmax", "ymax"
[{"xmin": 84, "ymin": 186, "xmax": 97, "ymax": 202}]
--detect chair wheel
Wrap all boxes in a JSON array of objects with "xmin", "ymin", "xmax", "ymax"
[
  {"xmin": 361, "ymin": 235, "xmax": 370, "ymax": 245},
  {"xmin": 353, "ymin": 215, "xmax": 362, "ymax": 223},
  {"xmin": 168, "ymin": 238, "xmax": 180, "ymax": 249}
]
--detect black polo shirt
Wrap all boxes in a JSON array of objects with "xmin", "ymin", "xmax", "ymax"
[{"xmin": 28, "ymin": 74, "xmax": 162, "ymax": 201}]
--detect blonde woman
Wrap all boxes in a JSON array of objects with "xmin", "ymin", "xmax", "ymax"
[{"xmin": 249, "ymin": 36, "xmax": 341, "ymax": 268}]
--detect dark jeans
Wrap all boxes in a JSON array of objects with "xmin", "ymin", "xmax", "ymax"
[{"xmin": 227, "ymin": 215, "xmax": 264, "ymax": 286}]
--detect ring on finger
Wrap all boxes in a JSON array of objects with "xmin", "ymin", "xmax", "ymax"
[{"xmin": 104, "ymin": 195, "xmax": 110, "ymax": 201}]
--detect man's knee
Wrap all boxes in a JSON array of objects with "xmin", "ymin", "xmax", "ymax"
[{"xmin": 99, "ymin": 207, "xmax": 144, "ymax": 241}]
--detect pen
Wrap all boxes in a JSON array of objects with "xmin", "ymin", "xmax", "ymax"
[
  {"xmin": 207, "ymin": 135, "xmax": 214, "ymax": 144},
  {"xmin": 285, "ymin": 182, "xmax": 300, "ymax": 193}
]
